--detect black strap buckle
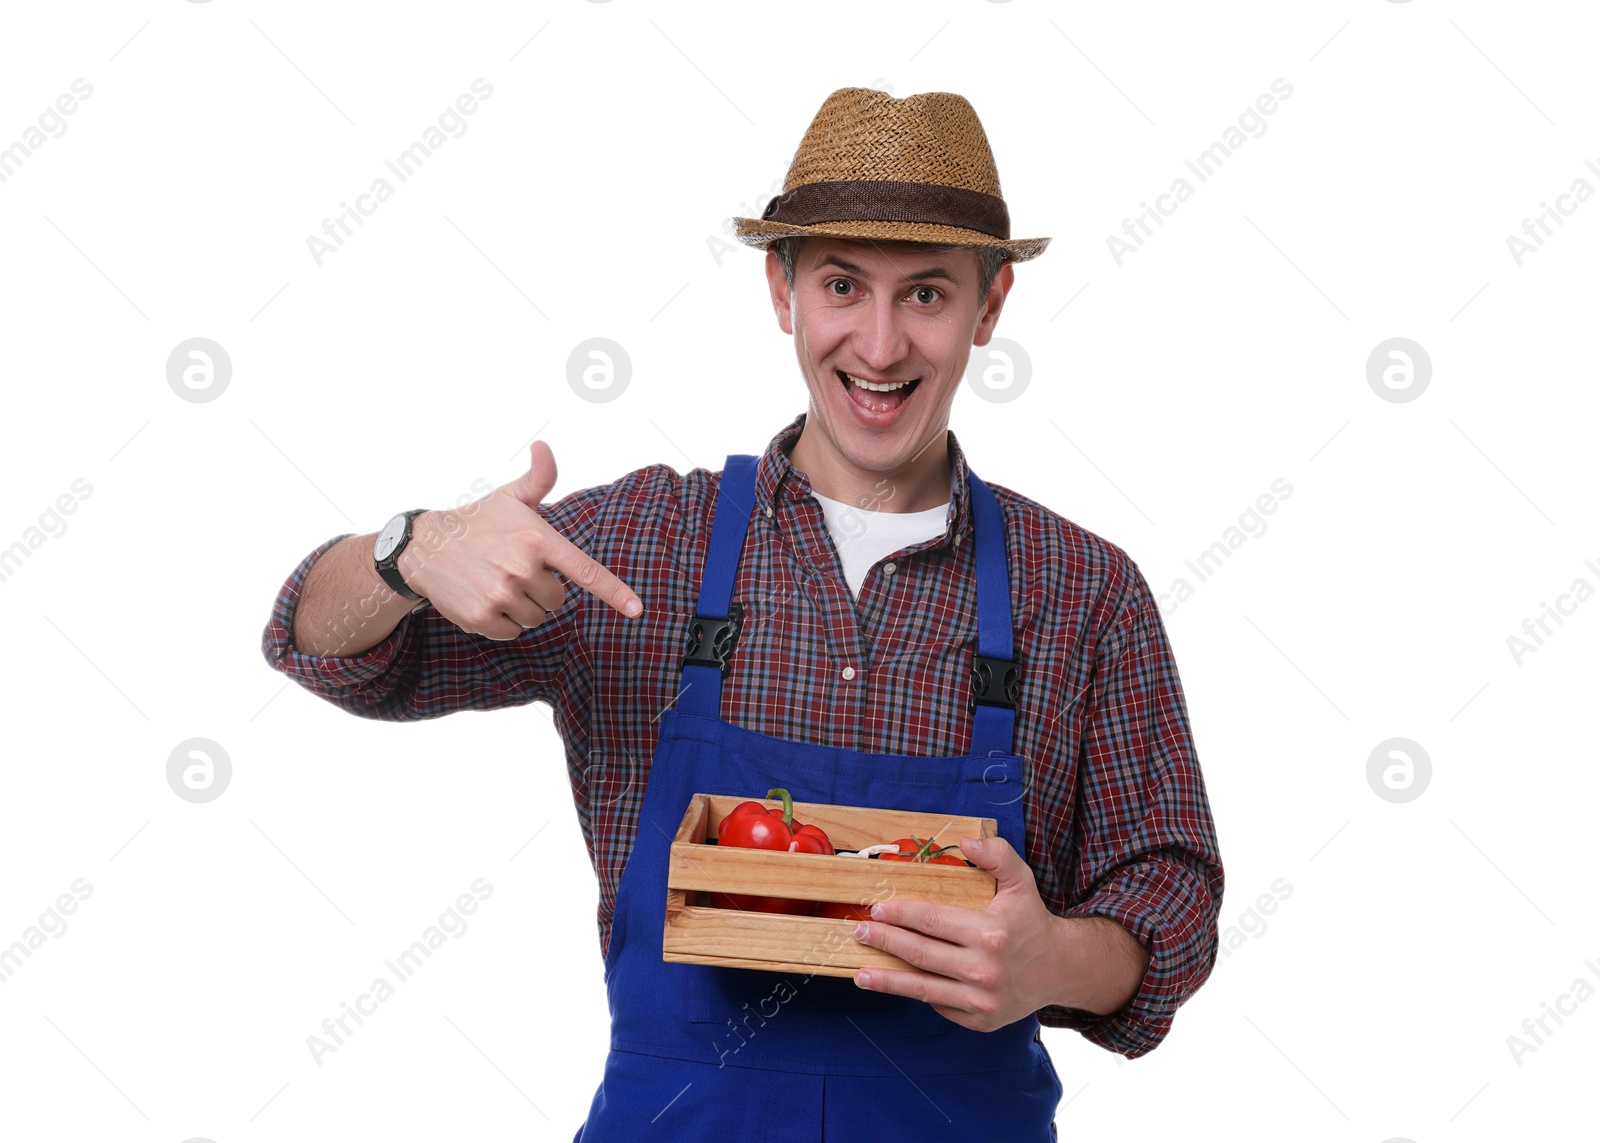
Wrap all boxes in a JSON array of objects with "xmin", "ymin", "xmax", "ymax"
[
  {"xmin": 681, "ymin": 603, "xmax": 744, "ymax": 677},
  {"xmin": 970, "ymin": 652, "xmax": 1020, "ymax": 711}
]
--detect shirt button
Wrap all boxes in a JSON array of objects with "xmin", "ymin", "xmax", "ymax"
[
  {"xmin": 841, "ymin": 666, "xmax": 856, "ymax": 681},
  {"xmin": 883, "ymin": 562, "xmax": 897, "ymax": 576},
  {"xmin": 764, "ymin": 505, "xmax": 773, "ymax": 517}
]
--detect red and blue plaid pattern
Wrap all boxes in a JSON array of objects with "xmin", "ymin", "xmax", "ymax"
[{"xmin": 261, "ymin": 411, "xmax": 1224, "ymax": 1057}]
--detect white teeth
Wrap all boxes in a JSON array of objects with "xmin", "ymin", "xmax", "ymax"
[{"xmin": 846, "ymin": 373, "xmax": 913, "ymax": 392}]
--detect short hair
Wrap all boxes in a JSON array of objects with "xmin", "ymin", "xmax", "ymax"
[{"xmin": 771, "ymin": 235, "xmax": 1010, "ymax": 299}]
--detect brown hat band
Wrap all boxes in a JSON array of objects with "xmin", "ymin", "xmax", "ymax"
[{"xmin": 760, "ymin": 180, "xmax": 1011, "ymax": 240}]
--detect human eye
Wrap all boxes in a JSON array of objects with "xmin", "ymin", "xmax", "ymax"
[
  {"xmin": 824, "ymin": 277, "xmax": 854, "ymax": 296},
  {"xmin": 909, "ymin": 284, "xmax": 943, "ymax": 305}
]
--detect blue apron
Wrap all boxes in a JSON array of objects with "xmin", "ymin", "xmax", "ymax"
[{"xmin": 575, "ymin": 453, "xmax": 1063, "ymax": 1140}]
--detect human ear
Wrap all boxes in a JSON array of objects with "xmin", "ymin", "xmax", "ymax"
[
  {"xmin": 765, "ymin": 248, "xmax": 795, "ymax": 335},
  {"xmin": 971, "ymin": 258, "xmax": 1015, "ymax": 348}
]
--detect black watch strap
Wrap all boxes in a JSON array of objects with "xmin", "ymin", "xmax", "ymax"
[{"xmin": 375, "ymin": 509, "xmax": 428, "ymax": 600}]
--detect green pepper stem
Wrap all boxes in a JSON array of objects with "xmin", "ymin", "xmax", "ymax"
[{"xmin": 765, "ymin": 787, "xmax": 795, "ymax": 830}]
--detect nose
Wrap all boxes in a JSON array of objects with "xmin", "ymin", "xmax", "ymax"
[{"xmin": 852, "ymin": 290, "xmax": 912, "ymax": 373}]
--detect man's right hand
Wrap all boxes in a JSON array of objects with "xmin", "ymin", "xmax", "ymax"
[{"xmin": 401, "ymin": 441, "xmax": 642, "ymax": 641}]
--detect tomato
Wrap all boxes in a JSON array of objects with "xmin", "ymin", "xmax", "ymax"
[
  {"xmin": 709, "ymin": 787, "xmax": 833, "ymax": 913},
  {"xmin": 878, "ymin": 835, "xmax": 970, "ymax": 865}
]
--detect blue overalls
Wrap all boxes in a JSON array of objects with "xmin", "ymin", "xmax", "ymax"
[{"xmin": 575, "ymin": 452, "xmax": 1064, "ymax": 1140}]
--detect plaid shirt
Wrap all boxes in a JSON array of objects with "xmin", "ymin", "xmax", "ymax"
[{"xmin": 261, "ymin": 411, "xmax": 1224, "ymax": 1057}]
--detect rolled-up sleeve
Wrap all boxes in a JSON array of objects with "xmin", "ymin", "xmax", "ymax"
[
  {"xmin": 260, "ymin": 533, "xmax": 431, "ymax": 717},
  {"xmin": 1038, "ymin": 564, "xmax": 1224, "ymax": 1057},
  {"xmin": 259, "ymin": 480, "xmax": 617, "ymax": 721}
]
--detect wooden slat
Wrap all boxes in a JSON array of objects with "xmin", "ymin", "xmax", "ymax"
[
  {"xmin": 662, "ymin": 952, "xmax": 865, "ymax": 979},
  {"xmin": 663, "ymin": 904, "xmax": 912, "ymax": 977},
  {"xmin": 668, "ymin": 841, "xmax": 995, "ymax": 909}
]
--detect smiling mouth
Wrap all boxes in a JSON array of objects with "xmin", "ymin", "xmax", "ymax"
[{"xmin": 838, "ymin": 370, "xmax": 920, "ymax": 413}]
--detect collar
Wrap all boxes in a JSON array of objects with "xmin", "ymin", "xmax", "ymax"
[{"xmin": 751, "ymin": 411, "xmax": 975, "ymax": 549}]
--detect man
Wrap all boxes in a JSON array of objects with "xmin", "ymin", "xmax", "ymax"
[{"xmin": 263, "ymin": 88, "xmax": 1223, "ymax": 1138}]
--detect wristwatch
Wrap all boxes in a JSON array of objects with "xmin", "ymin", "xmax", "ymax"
[{"xmin": 374, "ymin": 509, "xmax": 428, "ymax": 600}]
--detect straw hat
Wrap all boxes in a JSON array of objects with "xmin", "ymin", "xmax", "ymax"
[{"xmin": 730, "ymin": 87, "xmax": 1050, "ymax": 262}]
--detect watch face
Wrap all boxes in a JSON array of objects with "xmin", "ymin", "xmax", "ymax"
[{"xmin": 374, "ymin": 514, "xmax": 408, "ymax": 562}]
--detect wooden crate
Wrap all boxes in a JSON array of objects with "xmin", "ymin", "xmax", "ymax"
[{"xmin": 662, "ymin": 792, "xmax": 998, "ymax": 978}]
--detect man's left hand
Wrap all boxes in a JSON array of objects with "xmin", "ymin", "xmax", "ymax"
[{"xmin": 849, "ymin": 835, "xmax": 1150, "ymax": 1032}]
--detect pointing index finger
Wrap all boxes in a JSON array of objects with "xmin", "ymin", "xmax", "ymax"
[{"xmin": 539, "ymin": 523, "xmax": 642, "ymax": 617}]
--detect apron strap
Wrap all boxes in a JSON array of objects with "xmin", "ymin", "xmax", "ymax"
[
  {"xmin": 677, "ymin": 451, "xmax": 1019, "ymax": 758},
  {"xmin": 966, "ymin": 468, "xmax": 1019, "ymax": 759},
  {"xmin": 677, "ymin": 454, "xmax": 760, "ymax": 719}
]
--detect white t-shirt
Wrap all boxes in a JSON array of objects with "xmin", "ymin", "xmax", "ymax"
[{"xmin": 810, "ymin": 490, "xmax": 950, "ymax": 599}]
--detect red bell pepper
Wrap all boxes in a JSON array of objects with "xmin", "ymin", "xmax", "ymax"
[{"xmin": 709, "ymin": 788, "xmax": 832, "ymax": 913}]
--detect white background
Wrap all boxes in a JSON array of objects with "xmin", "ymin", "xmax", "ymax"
[{"xmin": 1, "ymin": 1, "xmax": 1595, "ymax": 1140}]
